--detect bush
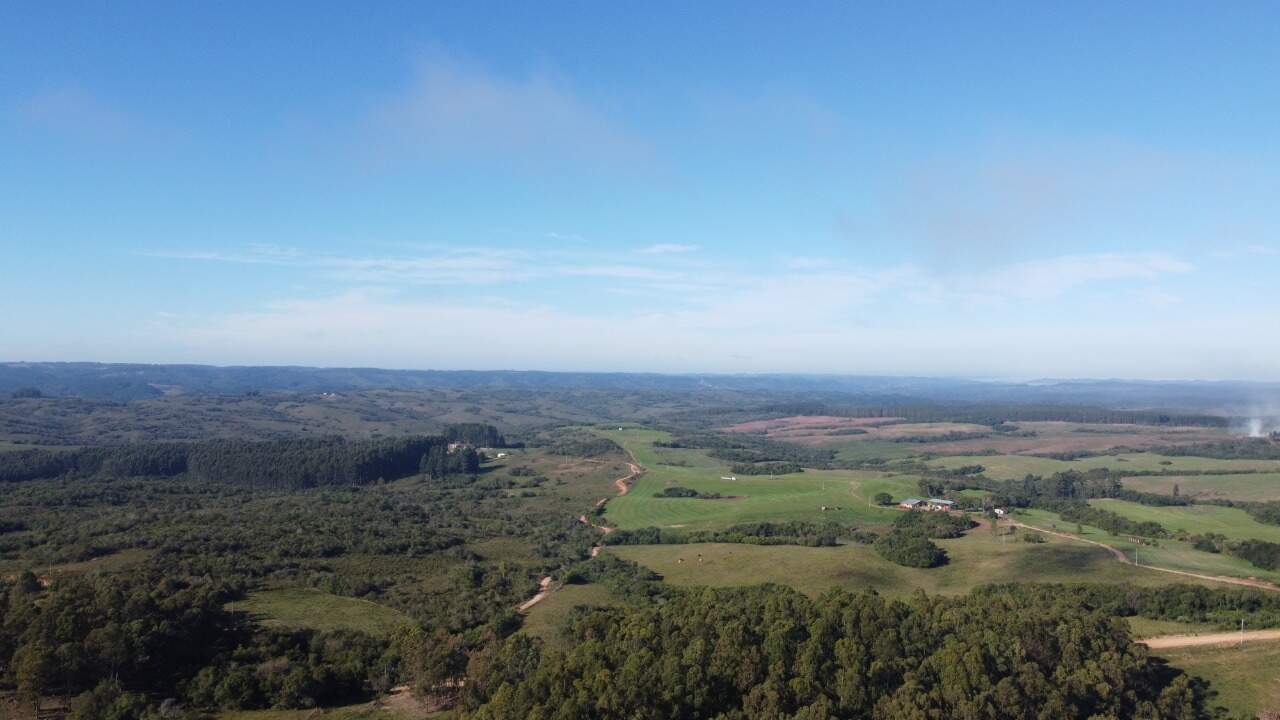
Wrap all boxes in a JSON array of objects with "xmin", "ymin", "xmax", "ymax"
[
  {"xmin": 875, "ymin": 530, "xmax": 947, "ymax": 568},
  {"xmin": 653, "ymin": 486, "xmax": 721, "ymax": 499}
]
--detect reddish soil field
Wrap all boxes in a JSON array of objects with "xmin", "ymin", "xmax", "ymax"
[
  {"xmin": 725, "ymin": 415, "xmax": 902, "ymax": 434},
  {"xmin": 723, "ymin": 416, "xmax": 1229, "ymax": 455}
]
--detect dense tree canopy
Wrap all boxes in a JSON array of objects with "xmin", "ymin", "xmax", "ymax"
[{"xmin": 462, "ymin": 585, "xmax": 1211, "ymax": 719}]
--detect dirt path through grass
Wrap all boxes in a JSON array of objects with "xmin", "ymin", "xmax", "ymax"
[
  {"xmin": 517, "ymin": 576, "xmax": 555, "ymax": 612},
  {"xmin": 1140, "ymin": 629, "xmax": 1280, "ymax": 648},
  {"xmin": 1010, "ymin": 521, "xmax": 1280, "ymax": 593},
  {"xmin": 519, "ymin": 454, "xmax": 643, "ymax": 610}
]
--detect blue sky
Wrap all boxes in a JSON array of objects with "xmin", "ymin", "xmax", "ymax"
[{"xmin": 2, "ymin": 2, "xmax": 1279, "ymax": 379}]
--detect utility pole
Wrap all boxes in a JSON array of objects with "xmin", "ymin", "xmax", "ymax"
[{"xmin": 1240, "ymin": 618, "xmax": 1245, "ymax": 646}]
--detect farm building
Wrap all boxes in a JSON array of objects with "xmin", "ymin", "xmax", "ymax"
[
  {"xmin": 898, "ymin": 498, "xmax": 925, "ymax": 509},
  {"xmin": 925, "ymin": 498, "xmax": 955, "ymax": 511}
]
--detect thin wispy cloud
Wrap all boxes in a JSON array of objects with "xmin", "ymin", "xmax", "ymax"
[
  {"xmin": 17, "ymin": 86, "xmax": 137, "ymax": 142},
  {"xmin": 638, "ymin": 243, "xmax": 700, "ymax": 254},
  {"xmin": 978, "ymin": 252, "xmax": 1193, "ymax": 300},
  {"xmin": 366, "ymin": 54, "xmax": 649, "ymax": 169}
]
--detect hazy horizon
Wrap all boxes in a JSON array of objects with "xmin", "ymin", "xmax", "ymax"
[{"xmin": 4, "ymin": 3, "xmax": 1279, "ymax": 379}]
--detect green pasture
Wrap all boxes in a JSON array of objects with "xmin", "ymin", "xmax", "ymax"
[
  {"xmin": 608, "ymin": 528, "xmax": 1205, "ymax": 598},
  {"xmin": 1122, "ymin": 473, "xmax": 1280, "ymax": 503},
  {"xmin": 226, "ymin": 588, "xmax": 412, "ymax": 637},
  {"xmin": 521, "ymin": 583, "xmax": 620, "ymax": 651},
  {"xmin": 1156, "ymin": 642, "xmax": 1280, "ymax": 718},
  {"xmin": 595, "ymin": 427, "xmax": 919, "ymax": 530},
  {"xmin": 1016, "ymin": 508, "xmax": 1280, "ymax": 584},
  {"xmin": 217, "ymin": 705, "xmax": 414, "ymax": 720},
  {"xmin": 930, "ymin": 453, "xmax": 1280, "ymax": 480},
  {"xmin": 1125, "ymin": 617, "xmax": 1209, "ymax": 637},
  {"xmin": 1088, "ymin": 499, "xmax": 1280, "ymax": 543}
]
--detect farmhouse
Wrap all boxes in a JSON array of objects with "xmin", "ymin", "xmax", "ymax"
[
  {"xmin": 898, "ymin": 498, "xmax": 925, "ymax": 509},
  {"xmin": 925, "ymin": 498, "xmax": 955, "ymax": 511}
]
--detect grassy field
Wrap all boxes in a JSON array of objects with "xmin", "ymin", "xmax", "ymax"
[
  {"xmin": 1155, "ymin": 643, "xmax": 1280, "ymax": 718},
  {"xmin": 1017, "ymin": 508, "xmax": 1280, "ymax": 584},
  {"xmin": 1126, "ymin": 617, "xmax": 1210, "ymax": 637},
  {"xmin": 608, "ymin": 528, "xmax": 1208, "ymax": 598},
  {"xmin": 594, "ymin": 428, "xmax": 919, "ymax": 530},
  {"xmin": 521, "ymin": 583, "xmax": 620, "ymax": 651},
  {"xmin": 216, "ymin": 704, "xmax": 418, "ymax": 720},
  {"xmin": 1089, "ymin": 499, "xmax": 1280, "ymax": 543},
  {"xmin": 1123, "ymin": 472, "xmax": 1280, "ymax": 502},
  {"xmin": 930, "ymin": 453, "xmax": 1280, "ymax": 480},
  {"xmin": 0, "ymin": 547, "xmax": 157, "ymax": 578},
  {"xmin": 226, "ymin": 588, "xmax": 412, "ymax": 637}
]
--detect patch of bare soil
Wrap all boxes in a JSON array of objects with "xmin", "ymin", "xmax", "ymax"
[
  {"xmin": 1140, "ymin": 629, "xmax": 1280, "ymax": 649},
  {"xmin": 725, "ymin": 415, "xmax": 903, "ymax": 434}
]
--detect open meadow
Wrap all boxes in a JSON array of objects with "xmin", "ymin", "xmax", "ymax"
[
  {"xmin": 1123, "ymin": 472, "xmax": 1280, "ymax": 502},
  {"xmin": 1089, "ymin": 499, "xmax": 1280, "ymax": 543},
  {"xmin": 1154, "ymin": 643, "xmax": 1280, "ymax": 718},
  {"xmin": 594, "ymin": 427, "xmax": 918, "ymax": 530},
  {"xmin": 607, "ymin": 525, "xmax": 1217, "ymax": 597},
  {"xmin": 226, "ymin": 588, "xmax": 412, "ymax": 637},
  {"xmin": 929, "ymin": 452, "xmax": 1280, "ymax": 480},
  {"xmin": 1017, "ymin": 508, "xmax": 1280, "ymax": 585}
]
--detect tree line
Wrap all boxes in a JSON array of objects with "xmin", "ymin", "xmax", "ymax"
[
  {"xmin": 458, "ymin": 583, "xmax": 1213, "ymax": 719},
  {"xmin": 0, "ymin": 424, "xmax": 505, "ymax": 488}
]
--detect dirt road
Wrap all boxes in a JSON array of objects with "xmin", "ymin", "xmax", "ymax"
[
  {"xmin": 517, "ymin": 576, "xmax": 554, "ymax": 613},
  {"xmin": 1010, "ymin": 521, "xmax": 1280, "ymax": 593},
  {"xmin": 517, "ymin": 455, "xmax": 643, "ymax": 608},
  {"xmin": 1139, "ymin": 629, "xmax": 1280, "ymax": 649}
]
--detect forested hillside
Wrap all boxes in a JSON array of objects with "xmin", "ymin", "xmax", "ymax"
[
  {"xmin": 461, "ymin": 584, "xmax": 1209, "ymax": 719},
  {"xmin": 0, "ymin": 433, "xmax": 485, "ymax": 488}
]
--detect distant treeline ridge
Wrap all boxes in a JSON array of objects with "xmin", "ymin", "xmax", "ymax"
[{"xmin": 0, "ymin": 424, "xmax": 505, "ymax": 488}]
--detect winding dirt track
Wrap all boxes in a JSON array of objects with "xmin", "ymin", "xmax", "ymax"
[
  {"xmin": 1010, "ymin": 521, "xmax": 1280, "ymax": 593},
  {"xmin": 517, "ymin": 455, "xmax": 642, "ymax": 611},
  {"xmin": 1139, "ymin": 629, "xmax": 1280, "ymax": 649}
]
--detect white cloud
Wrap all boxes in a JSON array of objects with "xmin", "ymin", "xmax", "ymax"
[
  {"xmin": 638, "ymin": 243, "xmax": 699, "ymax": 254},
  {"xmin": 17, "ymin": 86, "xmax": 136, "ymax": 142},
  {"xmin": 978, "ymin": 252, "xmax": 1192, "ymax": 300},
  {"xmin": 159, "ymin": 284, "xmax": 1280, "ymax": 379},
  {"xmin": 366, "ymin": 55, "xmax": 648, "ymax": 168},
  {"xmin": 544, "ymin": 232, "xmax": 585, "ymax": 243}
]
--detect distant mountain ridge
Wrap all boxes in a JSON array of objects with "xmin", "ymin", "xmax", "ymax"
[{"xmin": 2, "ymin": 362, "xmax": 1278, "ymax": 413}]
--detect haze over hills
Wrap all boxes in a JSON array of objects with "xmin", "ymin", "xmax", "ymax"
[{"xmin": 3, "ymin": 361, "xmax": 1279, "ymax": 414}]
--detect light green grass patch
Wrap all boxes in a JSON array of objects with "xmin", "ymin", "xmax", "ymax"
[
  {"xmin": 1089, "ymin": 499, "xmax": 1280, "ymax": 543},
  {"xmin": 1126, "ymin": 617, "xmax": 1214, "ymax": 637},
  {"xmin": 227, "ymin": 588, "xmax": 412, "ymax": 637},
  {"xmin": 595, "ymin": 428, "xmax": 920, "ymax": 530},
  {"xmin": 521, "ymin": 583, "xmax": 620, "ymax": 651},
  {"xmin": 217, "ymin": 705, "xmax": 405, "ymax": 720},
  {"xmin": 610, "ymin": 528, "xmax": 1202, "ymax": 598},
  {"xmin": 1016, "ymin": 509, "xmax": 1280, "ymax": 584},
  {"xmin": 1155, "ymin": 642, "xmax": 1280, "ymax": 718},
  {"xmin": 931, "ymin": 453, "xmax": 1280, "ymax": 481},
  {"xmin": 1122, "ymin": 473, "xmax": 1280, "ymax": 503}
]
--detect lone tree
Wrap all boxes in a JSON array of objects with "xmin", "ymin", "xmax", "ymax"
[{"xmin": 874, "ymin": 492, "xmax": 894, "ymax": 506}]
